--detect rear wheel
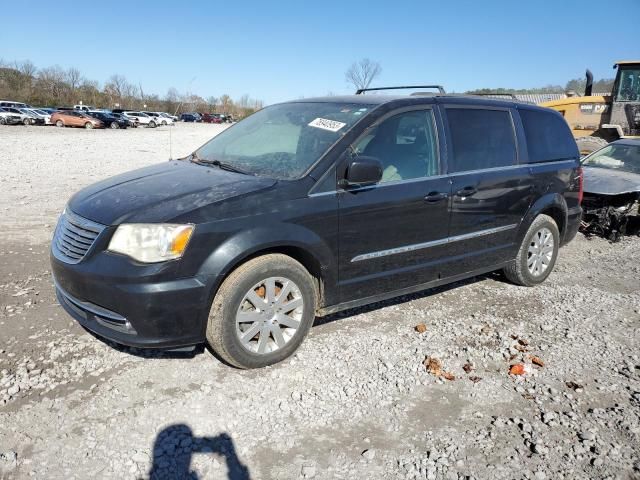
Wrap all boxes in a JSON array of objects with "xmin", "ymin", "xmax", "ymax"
[
  {"xmin": 161, "ymin": 120, "xmax": 167, "ymax": 125},
  {"xmin": 55, "ymin": 120, "xmax": 64, "ymax": 128},
  {"xmin": 503, "ymin": 214, "xmax": 559, "ymax": 287},
  {"xmin": 0, "ymin": 117, "xmax": 5, "ymax": 125},
  {"xmin": 206, "ymin": 254, "xmax": 317, "ymax": 369},
  {"xmin": 576, "ymin": 136, "xmax": 608, "ymax": 157},
  {"xmin": 23, "ymin": 118, "xmax": 30, "ymax": 126},
  {"xmin": 110, "ymin": 121, "xmax": 119, "ymax": 129},
  {"xmin": 148, "ymin": 121, "xmax": 156, "ymax": 128}
]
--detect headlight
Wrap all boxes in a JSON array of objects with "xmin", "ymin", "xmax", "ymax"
[{"xmin": 108, "ymin": 224, "xmax": 194, "ymax": 263}]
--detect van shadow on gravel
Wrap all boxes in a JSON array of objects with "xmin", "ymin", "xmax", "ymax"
[
  {"xmin": 81, "ymin": 328, "xmax": 207, "ymax": 359},
  {"xmin": 314, "ymin": 272, "xmax": 498, "ymax": 327},
  {"xmin": 146, "ymin": 424, "xmax": 251, "ymax": 480}
]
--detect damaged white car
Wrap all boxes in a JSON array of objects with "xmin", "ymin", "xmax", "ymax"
[{"xmin": 581, "ymin": 139, "xmax": 640, "ymax": 240}]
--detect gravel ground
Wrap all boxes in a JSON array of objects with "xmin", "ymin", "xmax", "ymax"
[{"xmin": 1, "ymin": 123, "xmax": 639, "ymax": 480}]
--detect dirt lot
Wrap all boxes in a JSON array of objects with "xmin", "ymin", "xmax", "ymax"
[{"xmin": 1, "ymin": 123, "xmax": 639, "ymax": 480}]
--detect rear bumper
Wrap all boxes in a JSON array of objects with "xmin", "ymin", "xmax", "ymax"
[
  {"xmin": 563, "ymin": 206, "xmax": 582, "ymax": 246},
  {"xmin": 52, "ymin": 252, "xmax": 214, "ymax": 349}
]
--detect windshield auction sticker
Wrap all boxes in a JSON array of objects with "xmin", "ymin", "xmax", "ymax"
[{"xmin": 308, "ymin": 118, "xmax": 347, "ymax": 132}]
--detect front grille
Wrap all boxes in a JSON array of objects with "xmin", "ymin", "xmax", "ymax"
[{"xmin": 52, "ymin": 210, "xmax": 105, "ymax": 264}]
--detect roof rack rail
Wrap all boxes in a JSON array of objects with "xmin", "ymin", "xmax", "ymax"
[
  {"xmin": 468, "ymin": 93, "xmax": 518, "ymax": 99},
  {"xmin": 355, "ymin": 85, "xmax": 446, "ymax": 95}
]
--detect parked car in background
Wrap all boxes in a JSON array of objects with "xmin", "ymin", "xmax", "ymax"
[
  {"xmin": 50, "ymin": 91, "xmax": 582, "ymax": 368},
  {"xmin": 36, "ymin": 107, "xmax": 58, "ymax": 115},
  {"xmin": 51, "ymin": 110, "xmax": 104, "ymax": 129},
  {"xmin": 0, "ymin": 100, "xmax": 30, "ymax": 108},
  {"xmin": 109, "ymin": 112, "xmax": 137, "ymax": 128},
  {"xmin": 21, "ymin": 108, "xmax": 51, "ymax": 125},
  {"xmin": 0, "ymin": 109, "xmax": 23, "ymax": 125},
  {"xmin": 0, "ymin": 107, "xmax": 35, "ymax": 125},
  {"xmin": 580, "ymin": 139, "xmax": 640, "ymax": 240},
  {"xmin": 86, "ymin": 111, "xmax": 129, "ymax": 129},
  {"xmin": 142, "ymin": 111, "xmax": 173, "ymax": 126},
  {"xmin": 201, "ymin": 113, "xmax": 222, "ymax": 124},
  {"xmin": 179, "ymin": 113, "xmax": 200, "ymax": 122},
  {"xmin": 161, "ymin": 112, "xmax": 179, "ymax": 122},
  {"xmin": 123, "ymin": 112, "xmax": 157, "ymax": 128},
  {"xmin": 74, "ymin": 105, "xmax": 94, "ymax": 112}
]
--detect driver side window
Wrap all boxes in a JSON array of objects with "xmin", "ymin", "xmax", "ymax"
[{"xmin": 353, "ymin": 109, "xmax": 439, "ymax": 183}]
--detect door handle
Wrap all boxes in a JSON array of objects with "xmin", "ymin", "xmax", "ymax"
[
  {"xmin": 455, "ymin": 186, "xmax": 477, "ymax": 197},
  {"xmin": 424, "ymin": 191, "xmax": 448, "ymax": 203}
]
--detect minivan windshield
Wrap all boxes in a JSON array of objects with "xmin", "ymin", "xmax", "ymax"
[{"xmin": 195, "ymin": 102, "xmax": 374, "ymax": 179}]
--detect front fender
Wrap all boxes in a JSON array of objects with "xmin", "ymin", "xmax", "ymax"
[{"xmin": 197, "ymin": 223, "xmax": 338, "ymax": 304}]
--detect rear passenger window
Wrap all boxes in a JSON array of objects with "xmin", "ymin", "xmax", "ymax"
[
  {"xmin": 446, "ymin": 108, "xmax": 516, "ymax": 173},
  {"xmin": 519, "ymin": 109, "xmax": 578, "ymax": 162},
  {"xmin": 353, "ymin": 110, "xmax": 439, "ymax": 183}
]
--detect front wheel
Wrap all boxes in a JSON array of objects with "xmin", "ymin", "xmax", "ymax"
[
  {"xmin": 84, "ymin": 122, "xmax": 93, "ymax": 129},
  {"xmin": 206, "ymin": 254, "xmax": 317, "ymax": 369},
  {"xmin": 110, "ymin": 121, "xmax": 119, "ymax": 129},
  {"xmin": 503, "ymin": 214, "xmax": 559, "ymax": 287},
  {"xmin": 23, "ymin": 118, "xmax": 30, "ymax": 126},
  {"xmin": 0, "ymin": 117, "xmax": 6, "ymax": 125},
  {"xmin": 148, "ymin": 121, "xmax": 156, "ymax": 128}
]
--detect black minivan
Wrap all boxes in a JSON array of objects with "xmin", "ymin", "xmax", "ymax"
[{"xmin": 51, "ymin": 91, "xmax": 582, "ymax": 368}]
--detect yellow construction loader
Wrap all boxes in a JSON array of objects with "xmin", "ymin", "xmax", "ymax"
[{"xmin": 541, "ymin": 61, "xmax": 640, "ymax": 155}]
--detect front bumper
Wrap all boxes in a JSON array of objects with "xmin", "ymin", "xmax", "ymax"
[{"xmin": 51, "ymin": 251, "xmax": 215, "ymax": 349}]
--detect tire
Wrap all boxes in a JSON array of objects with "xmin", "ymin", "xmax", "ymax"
[
  {"xmin": 23, "ymin": 118, "xmax": 30, "ymax": 126},
  {"xmin": 576, "ymin": 136, "xmax": 608, "ymax": 157},
  {"xmin": 161, "ymin": 120, "xmax": 167, "ymax": 126},
  {"xmin": 206, "ymin": 254, "xmax": 317, "ymax": 369},
  {"xmin": 56, "ymin": 120, "xmax": 64, "ymax": 128},
  {"xmin": 110, "ymin": 121, "xmax": 119, "ymax": 129},
  {"xmin": 84, "ymin": 122, "xmax": 93, "ymax": 129},
  {"xmin": 0, "ymin": 117, "xmax": 5, "ymax": 125},
  {"xmin": 148, "ymin": 121, "xmax": 156, "ymax": 128},
  {"xmin": 503, "ymin": 214, "xmax": 560, "ymax": 287}
]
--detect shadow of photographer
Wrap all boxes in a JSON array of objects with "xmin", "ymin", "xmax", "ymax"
[{"xmin": 147, "ymin": 424, "xmax": 251, "ymax": 480}]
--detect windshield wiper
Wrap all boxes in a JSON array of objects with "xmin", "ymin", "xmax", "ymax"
[{"xmin": 189, "ymin": 153, "xmax": 252, "ymax": 175}]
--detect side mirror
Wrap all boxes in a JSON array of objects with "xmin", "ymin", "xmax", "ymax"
[{"xmin": 341, "ymin": 156, "xmax": 383, "ymax": 188}]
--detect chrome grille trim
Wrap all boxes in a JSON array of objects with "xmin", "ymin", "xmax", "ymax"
[{"xmin": 52, "ymin": 210, "xmax": 106, "ymax": 264}]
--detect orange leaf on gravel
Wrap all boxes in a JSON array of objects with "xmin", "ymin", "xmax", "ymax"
[
  {"xmin": 442, "ymin": 372, "xmax": 456, "ymax": 381},
  {"xmin": 531, "ymin": 356, "xmax": 545, "ymax": 367},
  {"xmin": 424, "ymin": 357, "xmax": 442, "ymax": 376},
  {"xmin": 415, "ymin": 323, "xmax": 427, "ymax": 334}
]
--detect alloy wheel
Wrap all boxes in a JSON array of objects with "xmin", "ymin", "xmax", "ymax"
[
  {"xmin": 527, "ymin": 227, "xmax": 554, "ymax": 277},
  {"xmin": 235, "ymin": 277, "xmax": 304, "ymax": 355}
]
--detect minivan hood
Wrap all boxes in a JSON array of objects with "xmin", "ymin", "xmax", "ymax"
[{"xmin": 68, "ymin": 161, "xmax": 276, "ymax": 225}]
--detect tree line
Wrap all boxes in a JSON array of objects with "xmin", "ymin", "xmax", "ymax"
[
  {"xmin": 0, "ymin": 59, "xmax": 264, "ymax": 118},
  {"xmin": 466, "ymin": 78, "xmax": 614, "ymax": 96}
]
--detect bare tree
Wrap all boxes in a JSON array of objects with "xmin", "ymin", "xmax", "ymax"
[
  {"xmin": 219, "ymin": 94, "xmax": 232, "ymax": 113},
  {"xmin": 206, "ymin": 96, "xmax": 218, "ymax": 112},
  {"xmin": 345, "ymin": 58, "xmax": 382, "ymax": 91},
  {"xmin": 66, "ymin": 67, "xmax": 82, "ymax": 91},
  {"xmin": 16, "ymin": 60, "xmax": 37, "ymax": 78}
]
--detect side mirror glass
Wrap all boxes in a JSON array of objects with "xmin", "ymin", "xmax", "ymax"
[{"xmin": 341, "ymin": 156, "xmax": 383, "ymax": 188}]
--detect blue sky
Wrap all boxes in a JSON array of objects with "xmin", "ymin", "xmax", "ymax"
[{"xmin": 2, "ymin": 0, "xmax": 638, "ymax": 104}]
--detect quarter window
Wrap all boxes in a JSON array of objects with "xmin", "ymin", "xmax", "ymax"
[
  {"xmin": 445, "ymin": 108, "xmax": 516, "ymax": 173},
  {"xmin": 353, "ymin": 110, "xmax": 439, "ymax": 183},
  {"xmin": 519, "ymin": 109, "xmax": 578, "ymax": 162}
]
